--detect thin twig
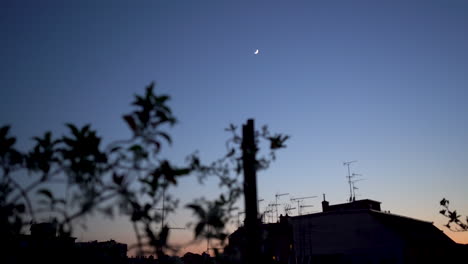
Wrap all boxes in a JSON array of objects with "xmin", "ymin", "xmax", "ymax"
[{"xmin": 6, "ymin": 176, "xmax": 36, "ymax": 222}]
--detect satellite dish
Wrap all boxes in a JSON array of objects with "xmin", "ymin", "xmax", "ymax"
[{"xmin": 254, "ymin": 49, "xmax": 259, "ymax": 55}]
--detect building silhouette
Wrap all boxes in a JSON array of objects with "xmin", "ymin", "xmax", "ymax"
[
  {"xmin": 3, "ymin": 222, "xmax": 127, "ymax": 264},
  {"xmin": 75, "ymin": 239, "xmax": 127, "ymax": 264},
  {"xmin": 227, "ymin": 197, "xmax": 465, "ymax": 264},
  {"xmin": 3, "ymin": 222, "xmax": 76, "ymax": 264}
]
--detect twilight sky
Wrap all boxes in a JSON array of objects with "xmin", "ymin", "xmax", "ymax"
[{"xmin": 1, "ymin": 0, "xmax": 468, "ymax": 254}]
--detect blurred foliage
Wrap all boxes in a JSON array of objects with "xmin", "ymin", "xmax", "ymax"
[
  {"xmin": 439, "ymin": 198, "xmax": 468, "ymax": 232},
  {"xmin": 0, "ymin": 82, "xmax": 288, "ymax": 261}
]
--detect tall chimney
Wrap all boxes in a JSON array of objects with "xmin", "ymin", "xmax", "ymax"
[{"xmin": 321, "ymin": 193, "xmax": 329, "ymax": 212}]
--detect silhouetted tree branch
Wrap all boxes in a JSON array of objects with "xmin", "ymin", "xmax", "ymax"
[
  {"xmin": 439, "ymin": 198, "xmax": 468, "ymax": 232},
  {"xmin": 0, "ymin": 82, "xmax": 289, "ymax": 262}
]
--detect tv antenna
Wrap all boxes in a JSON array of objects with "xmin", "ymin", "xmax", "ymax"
[
  {"xmin": 156, "ymin": 181, "xmax": 170, "ymax": 230},
  {"xmin": 258, "ymin": 198, "xmax": 264, "ymax": 211},
  {"xmin": 164, "ymin": 213, "xmax": 186, "ymax": 233},
  {"xmin": 156, "ymin": 184, "xmax": 186, "ymax": 232},
  {"xmin": 291, "ymin": 196, "xmax": 317, "ymax": 215},
  {"xmin": 343, "ymin": 160, "xmax": 358, "ymax": 202},
  {"xmin": 262, "ymin": 206, "xmax": 273, "ymax": 223},
  {"xmin": 275, "ymin": 193, "xmax": 289, "ymax": 222},
  {"xmin": 284, "ymin": 204, "xmax": 296, "ymax": 215},
  {"xmin": 351, "ymin": 177, "xmax": 366, "ymax": 201},
  {"xmin": 269, "ymin": 202, "xmax": 280, "ymax": 222},
  {"xmin": 299, "ymin": 204, "xmax": 314, "ymax": 215}
]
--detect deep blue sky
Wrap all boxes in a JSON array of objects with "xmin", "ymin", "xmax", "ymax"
[{"xmin": 2, "ymin": 0, "xmax": 468, "ymax": 251}]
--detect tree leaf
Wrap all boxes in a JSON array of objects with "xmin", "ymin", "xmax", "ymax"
[
  {"xmin": 37, "ymin": 189, "xmax": 54, "ymax": 200},
  {"xmin": 157, "ymin": 132, "xmax": 172, "ymax": 144},
  {"xmin": 226, "ymin": 148, "xmax": 235, "ymax": 158},
  {"xmin": 194, "ymin": 222, "xmax": 205, "ymax": 238},
  {"xmin": 0, "ymin": 125, "xmax": 10, "ymax": 138},
  {"xmin": 65, "ymin": 123, "xmax": 80, "ymax": 137},
  {"xmin": 186, "ymin": 204, "xmax": 206, "ymax": 219},
  {"xmin": 440, "ymin": 198, "xmax": 448, "ymax": 206},
  {"xmin": 123, "ymin": 115, "xmax": 138, "ymax": 132}
]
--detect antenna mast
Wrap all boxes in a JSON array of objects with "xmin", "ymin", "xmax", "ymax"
[
  {"xmin": 299, "ymin": 204, "xmax": 314, "ymax": 214},
  {"xmin": 258, "ymin": 198, "xmax": 264, "ymax": 209},
  {"xmin": 351, "ymin": 176, "xmax": 365, "ymax": 201},
  {"xmin": 275, "ymin": 193, "xmax": 289, "ymax": 222},
  {"xmin": 156, "ymin": 181, "xmax": 169, "ymax": 230},
  {"xmin": 343, "ymin": 160, "xmax": 357, "ymax": 202},
  {"xmin": 284, "ymin": 204, "xmax": 296, "ymax": 215},
  {"xmin": 291, "ymin": 196, "xmax": 317, "ymax": 215},
  {"xmin": 263, "ymin": 206, "xmax": 272, "ymax": 223},
  {"xmin": 269, "ymin": 203, "xmax": 280, "ymax": 222}
]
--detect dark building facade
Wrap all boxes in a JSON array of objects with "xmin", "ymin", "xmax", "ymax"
[
  {"xmin": 226, "ymin": 215, "xmax": 295, "ymax": 264},
  {"xmin": 3, "ymin": 222, "xmax": 76, "ymax": 264},
  {"xmin": 3, "ymin": 222, "xmax": 127, "ymax": 264},
  {"xmin": 227, "ymin": 198, "xmax": 464, "ymax": 264},
  {"xmin": 75, "ymin": 239, "xmax": 127, "ymax": 264}
]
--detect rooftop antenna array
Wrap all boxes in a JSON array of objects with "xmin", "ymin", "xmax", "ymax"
[
  {"xmin": 269, "ymin": 202, "xmax": 280, "ymax": 223},
  {"xmin": 343, "ymin": 160, "xmax": 358, "ymax": 202},
  {"xmin": 351, "ymin": 176, "xmax": 366, "ymax": 201},
  {"xmin": 258, "ymin": 198, "xmax": 264, "ymax": 209},
  {"xmin": 290, "ymin": 196, "xmax": 317, "ymax": 215},
  {"xmin": 275, "ymin": 193, "xmax": 289, "ymax": 222},
  {"xmin": 263, "ymin": 205, "xmax": 273, "ymax": 223},
  {"xmin": 299, "ymin": 204, "xmax": 315, "ymax": 214},
  {"xmin": 284, "ymin": 204, "xmax": 296, "ymax": 215}
]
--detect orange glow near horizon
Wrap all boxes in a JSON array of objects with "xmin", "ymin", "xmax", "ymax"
[
  {"xmin": 445, "ymin": 231, "xmax": 468, "ymax": 245},
  {"xmin": 123, "ymin": 238, "xmax": 209, "ymax": 258}
]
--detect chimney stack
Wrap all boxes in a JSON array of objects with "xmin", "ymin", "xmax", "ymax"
[{"xmin": 321, "ymin": 193, "xmax": 329, "ymax": 212}]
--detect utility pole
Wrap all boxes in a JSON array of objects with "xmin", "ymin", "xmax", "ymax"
[{"xmin": 242, "ymin": 119, "xmax": 261, "ymax": 264}]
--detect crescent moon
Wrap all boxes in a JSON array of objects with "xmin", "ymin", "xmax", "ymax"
[{"xmin": 254, "ymin": 49, "xmax": 259, "ymax": 55}]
